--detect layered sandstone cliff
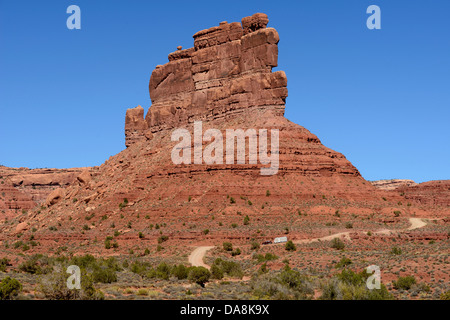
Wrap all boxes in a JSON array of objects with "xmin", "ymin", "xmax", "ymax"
[
  {"xmin": 371, "ymin": 179, "xmax": 418, "ymax": 191},
  {"xmin": 0, "ymin": 166, "xmax": 94, "ymax": 218},
  {"xmin": 125, "ymin": 13, "xmax": 287, "ymax": 147}
]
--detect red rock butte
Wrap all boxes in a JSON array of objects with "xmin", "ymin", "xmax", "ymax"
[{"xmin": 1, "ymin": 14, "xmax": 447, "ymax": 249}]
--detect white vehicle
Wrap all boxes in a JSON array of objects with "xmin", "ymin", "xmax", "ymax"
[{"xmin": 273, "ymin": 236, "xmax": 288, "ymax": 244}]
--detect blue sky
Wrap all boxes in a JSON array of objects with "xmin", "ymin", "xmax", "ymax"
[{"xmin": 0, "ymin": 0, "xmax": 449, "ymax": 183}]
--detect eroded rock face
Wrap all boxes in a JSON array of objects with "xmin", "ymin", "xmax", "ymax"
[
  {"xmin": 397, "ymin": 180, "xmax": 450, "ymax": 207},
  {"xmin": 371, "ymin": 179, "xmax": 418, "ymax": 191},
  {"xmin": 125, "ymin": 13, "xmax": 287, "ymax": 145},
  {"xmin": 0, "ymin": 166, "xmax": 95, "ymax": 218}
]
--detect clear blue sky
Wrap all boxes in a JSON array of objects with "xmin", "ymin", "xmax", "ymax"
[{"xmin": 0, "ymin": 0, "xmax": 449, "ymax": 183}]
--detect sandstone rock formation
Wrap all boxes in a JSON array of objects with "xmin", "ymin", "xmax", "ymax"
[
  {"xmin": 0, "ymin": 166, "xmax": 95, "ymax": 218},
  {"xmin": 2, "ymin": 13, "xmax": 447, "ymax": 253},
  {"xmin": 126, "ymin": 13, "xmax": 287, "ymax": 144},
  {"xmin": 371, "ymin": 179, "xmax": 418, "ymax": 191},
  {"xmin": 397, "ymin": 180, "xmax": 450, "ymax": 207}
]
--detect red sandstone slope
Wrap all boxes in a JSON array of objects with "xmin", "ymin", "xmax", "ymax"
[
  {"xmin": 0, "ymin": 166, "xmax": 93, "ymax": 219},
  {"xmin": 1, "ymin": 14, "xmax": 447, "ymax": 251}
]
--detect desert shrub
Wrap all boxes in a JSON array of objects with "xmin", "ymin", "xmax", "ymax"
[
  {"xmin": 19, "ymin": 254, "xmax": 53, "ymax": 275},
  {"xmin": 0, "ymin": 277, "xmax": 22, "ymax": 300},
  {"xmin": 223, "ymin": 242, "xmax": 233, "ymax": 251},
  {"xmin": 172, "ymin": 264, "xmax": 189, "ymax": 280},
  {"xmin": 69, "ymin": 254, "xmax": 97, "ymax": 269},
  {"xmin": 230, "ymin": 197, "xmax": 236, "ymax": 204},
  {"xmin": 393, "ymin": 276, "xmax": 416, "ymax": 290},
  {"xmin": 213, "ymin": 259, "xmax": 244, "ymax": 279},
  {"xmin": 345, "ymin": 222, "xmax": 353, "ymax": 229},
  {"xmin": 331, "ymin": 238, "xmax": 345, "ymax": 250},
  {"xmin": 335, "ymin": 257, "xmax": 352, "ymax": 268},
  {"xmin": 252, "ymin": 269, "xmax": 313, "ymax": 300},
  {"xmin": 231, "ymin": 248, "xmax": 241, "ymax": 256},
  {"xmin": 156, "ymin": 262, "xmax": 171, "ymax": 280},
  {"xmin": 202, "ymin": 229, "xmax": 209, "ymax": 235},
  {"xmin": 210, "ymin": 264, "xmax": 224, "ymax": 280},
  {"xmin": 0, "ymin": 258, "xmax": 9, "ymax": 272},
  {"xmin": 321, "ymin": 269, "xmax": 392, "ymax": 300},
  {"xmin": 253, "ymin": 253, "xmax": 278, "ymax": 263},
  {"xmin": 158, "ymin": 235, "xmax": 169, "ymax": 244},
  {"xmin": 92, "ymin": 267, "xmax": 117, "ymax": 283},
  {"xmin": 394, "ymin": 211, "xmax": 401, "ymax": 217},
  {"xmin": 250, "ymin": 241, "xmax": 260, "ymax": 250},
  {"xmin": 411, "ymin": 282, "xmax": 431, "ymax": 295},
  {"xmin": 68, "ymin": 255, "xmax": 119, "ymax": 284},
  {"xmin": 243, "ymin": 215, "xmax": 250, "ymax": 225},
  {"xmin": 390, "ymin": 247, "xmax": 402, "ymax": 255},
  {"xmin": 440, "ymin": 290, "xmax": 450, "ymax": 300},
  {"xmin": 39, "ymin": 265, "xmax": 104, "ymax": 300},
  {"xmin": 188, "ymin": 266, "xmax": 211, "ymax": 287},
  {"xmin": 258, "ymin": 263, "xmax": 268, "ymax": 274},
  {"xmin": 285, "ymin": 241, "xmax": 296, "ymax": 251},
  {"xmin": 130, "ymin": 261, "xmax": 151, "ymax": 276}
]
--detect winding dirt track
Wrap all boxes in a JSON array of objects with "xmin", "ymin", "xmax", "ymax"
[
  {"xmin": 188, "ymin": 246, "xmax": 215, "ymax": 269},
  {"xmin": 188, "ymin": 218, "xmax": 429, "ymax": 268}
]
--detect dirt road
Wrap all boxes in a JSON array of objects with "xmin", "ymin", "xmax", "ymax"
[
  {"xmin": 188, "ymin": 246, "xmax": 215, "ymax": 269},
  {"xmin": 188, "ymin": 218, "xmax": 429, "ymax": 268}
]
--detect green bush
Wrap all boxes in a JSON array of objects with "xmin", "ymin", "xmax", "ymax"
[
  {"xmin": 0, "ymin": 277, "xmax": 22, "ymax": 300},
  {"xmin": 0, "ymin": 258, "xmax": 9, "ymax": 272},
  {"xmin": 92, "ymin": 267, "xmax": 117, "ymax": 283},
  {"xmin": 210, "ymin": 264, "xmax": 224, "ymax": 280},
  {"xmin": 285, "ymin": 241, "xmax": 296, "ymax": 251},
  {"xmin": 19, "ymin": 255, "xmax": 52, "ymax": 275},
  {"xmin": 440, "ymin": 290, "xmax": 450, "ymax": 300},
  {"xmin": 321, "ymin": 269, "xmax": 393, "ymax": 300},
  {"xmin": 156, "ymin": 262, "xmax": 171, "ymax": 280},
  {"xmin": 335, "ymin": 257, "xmax": 352, "ymax": 268},
  {"xmin": 243, "ymin": 215, "xmax": 250, "ymax": 225},
  {"xmin": 223, "ymin": 242, "xmax": 233, "ymax": 251},
  {"xmin": 214, "ymin": 259, "xmax": 244, "ymax": 279},
  {"xmin": 393, "ymin": 276, "xmax": 416, "ymax": 290},
  {"xmin": 158, "ymin": 235, "xmax": 169, "ymax": 244},
  {"xmin": 251, "ymin": 241, "xmax": 260, "ymax": 250},
  {"xmin": 172, "ymin": 264, "xmax": 189, "ymax": 280},
  {"xmin": 252, "ymin": 269, "xmax": 313, "ymax": 300},
  {"xmin": 331, "ymin": 238, "xmax": 345, "ymax": 250},
  {"xmin": 231, "ymin": 248, "xmax": 241, "ymax": 256},
  {"xmin": 40, "ymin": 266, "xmax": 104, "ymax": 300},
  {"xmin": 188, "ymin": 267, "xmax": 211, "ymax": 287},
  {"xmin": 390, "ymin": 247, "xmax": 402, "ymax": 255},
  {"xmin": 253, "ymin": 253, "xmax": 278, "ymax": 263}
]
